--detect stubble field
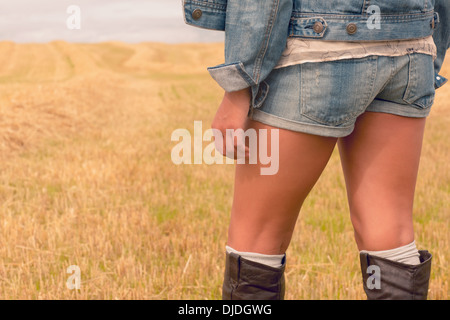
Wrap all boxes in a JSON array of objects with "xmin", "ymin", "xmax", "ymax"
[{"xmin": 0, "ymin": 41, "xmax": 448, "ymax": 299}]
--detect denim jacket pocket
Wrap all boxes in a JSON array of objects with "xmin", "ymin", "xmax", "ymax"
[{"xmin": 403, "ymin": 54, "xmax": 436, "ymax": 109}]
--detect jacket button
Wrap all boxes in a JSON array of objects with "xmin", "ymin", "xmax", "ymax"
[
  {"xmin": 346, "ymin": 23, "xmax": 358, "ymax": 35},
  {"xmin": 192, "ymin": 9, "xmax": 203, "ymax": 20},
  {"xmin": 313, "ymin": 21, "xmax": 324, "ymax": 34}
]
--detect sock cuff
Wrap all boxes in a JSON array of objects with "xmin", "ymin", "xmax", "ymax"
[
  {"xmin": 226, "ymin": 245, "xmax": 285, "ymax": 268},
  {"xmin": 360, "ymin": 241, "xmax": 420, "ymax": 265}
]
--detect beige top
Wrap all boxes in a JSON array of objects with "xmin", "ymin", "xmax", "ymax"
[{"xmin": 275, "ymin": 35, "xmax": 437, "ymax": 69}]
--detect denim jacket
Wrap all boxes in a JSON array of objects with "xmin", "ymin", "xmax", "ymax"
[{"xmin": 183, "ymin": 0, "xmax": 449, "ymax": 107}]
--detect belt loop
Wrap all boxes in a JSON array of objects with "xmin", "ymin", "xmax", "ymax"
[{"xmin": 433, "ymin": 12, "xmax": 440, "ymax": 29}]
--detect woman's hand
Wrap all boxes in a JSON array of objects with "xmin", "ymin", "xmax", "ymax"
[{"xmin": 211, "ymin": 88, "xmax": 251, "ymax": 160}]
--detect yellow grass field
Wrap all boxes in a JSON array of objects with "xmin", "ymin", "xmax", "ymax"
[{"xmin": 0, "ymin": 41, "xmax": 448, "ymax": 299}]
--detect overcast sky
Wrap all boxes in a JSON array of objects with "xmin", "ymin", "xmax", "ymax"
[{"xmin": 0, "ymin": 0, "xmax": 224, "ymax": 43}]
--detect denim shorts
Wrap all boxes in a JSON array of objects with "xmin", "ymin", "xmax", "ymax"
[{"xmin": 250, "ymin": 53, "xmax": 436, "ymax": 137}]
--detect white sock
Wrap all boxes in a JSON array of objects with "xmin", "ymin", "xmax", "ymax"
[
  {"xmin": 226, "ymin": 246, "xmax": 285, "ymax": 268},
  {"xmin": 360, "ymin": 241, "xmax": 421, "ymax": 265}
]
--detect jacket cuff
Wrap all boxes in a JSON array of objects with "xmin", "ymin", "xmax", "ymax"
[{"xmin": 207, "ymin": 62, "xmax": 256, "ymax": 92}]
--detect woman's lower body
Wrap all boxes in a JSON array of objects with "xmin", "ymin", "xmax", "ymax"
[{"xmin": 222, "ymin": 54, "xmax": 435, "ymax": 300}]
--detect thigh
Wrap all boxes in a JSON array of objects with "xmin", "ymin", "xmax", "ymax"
[
  {"xmin": 227, "ymin": 118, "xmax": 337, "ymax": 255},
  {"xmin": 338, "ymin": 111, "xmax": 426, "ymax": 251}
]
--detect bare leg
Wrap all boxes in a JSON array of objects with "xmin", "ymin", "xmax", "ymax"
[
  {"xmin": 226, "ymin": 118, "xmax": 337, "ymax": 255},
  {"xmin": 338, "ymin": 112, "xmax": 426, "ymax": 251}
]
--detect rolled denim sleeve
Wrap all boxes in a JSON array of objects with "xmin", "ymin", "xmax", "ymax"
[
  {"xmin": 207, "ymin": 0, "xmax": 293, "ymax": 93},
  {"xmin": 433, "ymin": 0, "xmax": 450, "ymax": 88}
]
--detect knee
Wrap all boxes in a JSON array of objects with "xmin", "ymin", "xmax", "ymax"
[
  {"xmin": 227, "ymin": 222, "xmax": 293, "ymax": 255},
  {"xmin": 351, "ymin": 211, "xmax": 414, "ymax": 251}
]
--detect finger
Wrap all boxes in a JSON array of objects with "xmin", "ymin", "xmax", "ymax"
[
  {"xmin": 234, "ymin": 144, "xmax": 250, "ymax": 161},
  {"xmin": 214, "ymin": 128, "xmax": 251, "ymax": 160},
  {"xmin": 233, "ymin": 129, "xmax": 250, "ymax": 160},
  {"xmin": 212, "ymin": 129, "xmax": 225, "ymax": 155}
]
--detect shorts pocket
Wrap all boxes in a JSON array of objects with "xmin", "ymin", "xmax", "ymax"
[
  {"xmin": 300, "ymin": 56, "xmax": 378, "ymax": 126},
  {"xmin": 402, "ymin": 53, "xmax": 435, "ymax": 109}
]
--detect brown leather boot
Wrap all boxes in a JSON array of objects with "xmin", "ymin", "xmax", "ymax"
[
  {"xmin": 222, "ymin": 251, "xmax": 286, "ymax": 300},
  {"xmin": 359, "ymin": 250, "xmax": 432, "ymax": 300}
]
